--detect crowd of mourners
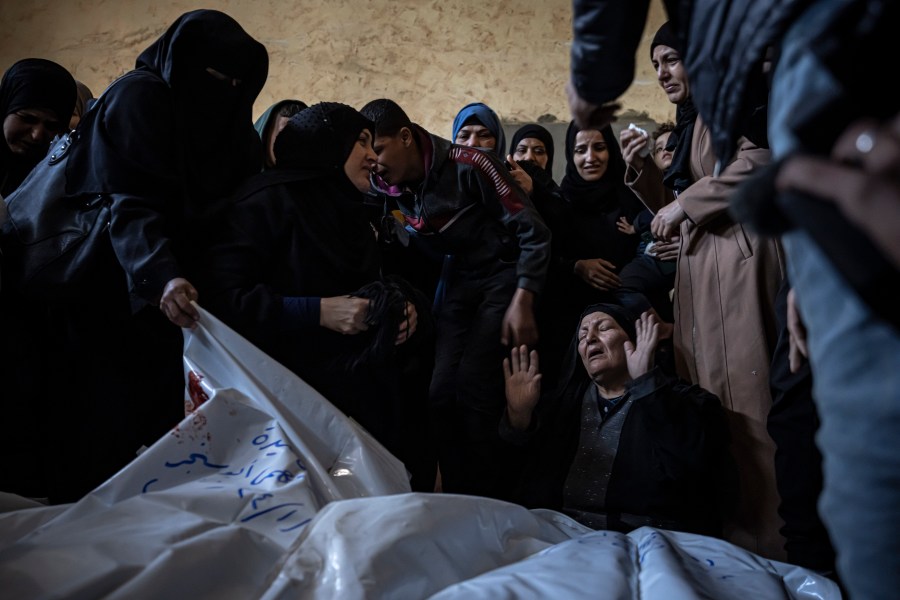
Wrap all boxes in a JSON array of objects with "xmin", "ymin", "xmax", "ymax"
[{"xmin": 1, "ymin": 5, "xmax": 898, "ymax": 599}]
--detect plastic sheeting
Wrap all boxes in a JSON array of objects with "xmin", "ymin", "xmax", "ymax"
[{"xmin": 0, "ymin": 306, "xmax": 841, "ymax": 599}]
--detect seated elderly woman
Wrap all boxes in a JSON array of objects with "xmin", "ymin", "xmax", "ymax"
[{"xmin": 502, "ymin": 304, "xmax": 735, "ymax": 536}]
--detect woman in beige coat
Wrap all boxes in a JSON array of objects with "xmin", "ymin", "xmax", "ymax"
[{"xmin": 620, "ymin": 23, "xmax": 786, "ymax": 561}]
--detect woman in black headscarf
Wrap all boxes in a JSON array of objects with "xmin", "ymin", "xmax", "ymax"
[
  {"xmin": 508, "ymin": 123, "xmax": 562, "ymax": 218},
  {"xmin": 536, "ymin": 123, "xmax": 643, "ymax": 390},
  {"xmin": 198, "ymin": 102, "xmax": 436, "ymax": 492},
  {"xmin": 509, "ymin": 123, "xmax": 555, "ymax": 178},
  {"xmin": 0, "ymin": 10, "xmax": 268, "ymax": 503},
  {"xmin": 0, "ymin": 58, "xmax": 75, "ymax": 198},
  {"xmin": 501, "ymin": 303, "xmax": 734, "ymax": 535}
]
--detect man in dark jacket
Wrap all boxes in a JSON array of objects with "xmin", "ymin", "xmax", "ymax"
[
  {"xmin": 502, "ymin": 304, "xmax": 734, "ymax": 535},
  {"xmin": 361, "ymin": 99, "xmax": 551, "ymax": 500}
]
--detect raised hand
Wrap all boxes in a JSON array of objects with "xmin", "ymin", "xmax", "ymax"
[
  {"xmin": 503, "ymin": 344, "xmax": 542, "ymax": 430},
  {"xmin": 624, "ymin": 310, "xmax": 660, "ymax": 379}
]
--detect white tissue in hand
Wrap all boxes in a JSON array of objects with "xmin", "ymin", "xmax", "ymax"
[{"xmin": 628, "ymin": 123, "xmax": 651, "ymax": 158}]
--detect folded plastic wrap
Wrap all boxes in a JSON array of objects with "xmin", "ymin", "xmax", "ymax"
[{"xmin": 0, "ymin": 306, "xmax": 841, "ymax": 599}]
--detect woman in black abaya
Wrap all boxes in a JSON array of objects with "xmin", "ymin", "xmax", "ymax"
[
  {"xmin": 199, "ymin": 103, "xmax": 437, "ymax": 492},
  {"xmin": 4, "ymin": 10, "xmax": 268, "ymax": 503}
]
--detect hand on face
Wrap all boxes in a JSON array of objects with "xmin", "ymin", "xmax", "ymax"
[
  {"xmin": 506, "ymin": 155, "xmax": 533, "ymax": 195},
  {"xmin": 512, "ymin": 138, "xmax": 549, "ymax": 171}
]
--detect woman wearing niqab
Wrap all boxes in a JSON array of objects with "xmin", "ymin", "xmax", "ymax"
[{"xmin": 0, "ymin": 10, "xmax": 269, "ymax": 503}]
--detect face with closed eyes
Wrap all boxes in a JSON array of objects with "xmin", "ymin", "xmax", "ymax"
[
  {"xmin": 344, "ymin": 128, "xmax": 377, "ymax": 193},
  {"xmin": 455, "ymin": 124, "xmax": 496, "ymax": 150},
  {"xmin": 577, "ymin": 311, "xmax": 629, "ymax": 380},
  {"xmin": 3, "ymin": 108, "xmax": 65, "ymax": 158},
  {"xmin": 513, "ymin": 137, "xmax": 549, "ymax": 170},
  {"xmin": 573, "ymin": 129, "xmax": 609, "ymax": 181}
]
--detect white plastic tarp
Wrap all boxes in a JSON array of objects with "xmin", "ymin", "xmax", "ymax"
[{"xmin": 0, "ymin": 306, "xmax": 841, "ymax": 599}]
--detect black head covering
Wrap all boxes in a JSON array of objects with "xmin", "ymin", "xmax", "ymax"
[
  {"xmin": 1, "ymin": 58, "xmax": 76, "ymax": 195},
  {"xmin": 66, "ymin": 10, "xmax": 268, "ymax": 207},
  {"xmin": 0, "ymin": 58, "xmax": 76, "ymax": 122},
  {"xmin": 138, "ymin": 9, "xmax": 268, "ymax": 200},
  {"xmin": 554, "ymin": 302, "xmax": 638, "ymax": 400},
  {"xmin": 578, "ymin": 302, "xmax": 636, "ymax": 342},
  {"xmin": 650, "ymin": 21, "xmax": 683, "ymax": 58},
  {"xmin": 274, "ymin": 102, "xmax": 375, "ymax": 180},
  {"xmin": 509, "ymin": 123, "xmax": 555, "ymax": 178},
  {"xmin": 559, "ymin": 122, "xmax": 627, "ymax": 212},
  {"xmin": 233, "ymin": 102, "xmax": 381, "ymax": 285},
  {"xmin": 649, "ymin": 22, "xmax": 697, "ymax": 194}
]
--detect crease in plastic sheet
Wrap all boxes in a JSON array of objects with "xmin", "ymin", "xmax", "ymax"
[{"xmin": 0, "ymin": 305, "xmax": 842, "ymax": 600}]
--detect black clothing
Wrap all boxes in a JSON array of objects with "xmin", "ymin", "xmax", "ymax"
[
  {"xmin": 0, "ymin": 58, "xmax": 75, "ymax": 197},
  {"xmin": 767, "ymin": 277, "xmax": 836, "ymax": 572},
  {"xmin": 502, "ymin": 365, "xmax": 733, "ymax": 536},
  {"xmin": 508, "ymin": 123, "xmax": 556, "ymax": 179},
  {"xmin": 538, "ymin": 124, "xmax": 643, "ymax": 389},
  {"xmin": 198, "ymin": 103, "xmax": 436, "ymax": 491},
  {"xmin": 372, "ymin": 126, "xmax": 551, "ymax": 499},
  {"xmin": 663, "ymin": 97, "xmax": 698, "ymax": 194},
  {"xmin": 0, "ymin": 10, "xmax": 268, "ymax": 503}
]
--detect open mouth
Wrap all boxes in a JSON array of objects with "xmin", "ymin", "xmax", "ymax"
[{"xmin": 587, "ymin": 346, "xmax": 605, "ymax": 359}]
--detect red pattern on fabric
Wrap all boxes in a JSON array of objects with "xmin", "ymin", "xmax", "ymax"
[{"xmin": 449, "ymin": 147, "xmax": 524, "ymax": 215}]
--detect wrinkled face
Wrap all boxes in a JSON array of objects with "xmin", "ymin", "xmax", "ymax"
[
  {"xmin": 577, "ymin": 312, "xmax": 629, "ymax": 380},
  {"xmin": 652, "ymin": 45, "xmax": 690, "ymax": 105},
  {"xmin": 3, "ymin": 108, "xmax": 65, "ymax": 158},
  {"xmin": 455, "ymin": 124, "xmax": 496, "ymax": 150},
  {"xmin": 372, "ymin": 128, "xmax": 416, "ymax": 186},
  {"xmin": 265, "ymin": 114, "xmax": 292, "ymax": 168},
  {"xmin": 652, "ymin": 131, "xmax": 673, "ymax": 171},
  {"xmin": 573, "ymin": 129, "xmax": 609, "ymax": 181},
  {"xmin": 513, "ymin": 137, "xmax": 549, "ymax": 170},
  {"xmin": 344, "ymin": 128, "xmax": 378, "ymax": 193}
]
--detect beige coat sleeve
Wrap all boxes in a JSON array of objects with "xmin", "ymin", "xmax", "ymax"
[{"xmin": 679, "ymin": 119, "xmax": 771, "ymax": 228}]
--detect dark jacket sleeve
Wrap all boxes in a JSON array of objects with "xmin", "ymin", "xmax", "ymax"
[
  {"xmin": 198, "ymin": 194, "xmax": 319, "ymax": 350},
  {"xmin": 109, "ymin": 192, "xmax": 182, "ymax": 305},
  {"xmin": 461, "ymin": 152, "xmax": 551, "ymax": 294},
  {"xmin": 98, "ymin": 75, "xmax": 184, "ymax": 305},
  {"xmin": 571, "ymin": 0, "xmax": 651, "ymax": 105}
]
